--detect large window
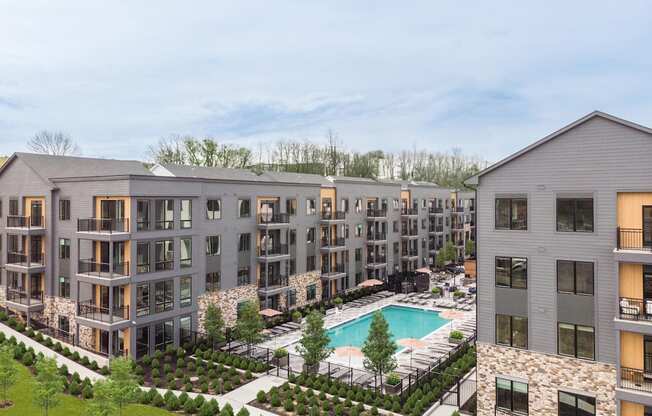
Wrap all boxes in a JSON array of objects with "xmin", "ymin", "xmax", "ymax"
[
  {"xmin": 288, "ymin": 289, "xmax": 297, "ymax": 307},
  {"xmin": 180, "ymin": 316, "xmax": 192, "ymax": 344},
  {"xmin": 557, "ymin": 261, "xmax": 594, "ymax": 295},
  {"xmin": 558, "ymin": 323, "xmax": 594, "ymax": 360},
  {"xmin": 206, "ymin": 236, "xmax": 220, "ymax": 256},
  {"xmin": 307, "ymin": 255, "xmax": 316, "ymax": 272},
  {"xmin": 58, "ymin": 276, "xmax": 70, "ymax": 298},
  {"xmin": 137, "ymin": 200, "xmax": 150, "ymax": 231},
  {"xmin": 496, "ymin": 378, "xmax": 528, "ymax": 415},
  {"xmin": 59, "ymin": 238, "xmax": 70, "ymax": 259},
  {"xmin": 155, "ymin": 240, "xmax": 174, "ymax": 271},
  {"xmin": 155, "ymin": 199, "xmax": 174, "ymax": 230},
  {"xmin": 306, "ymin": 198, "xmax": 316, "ymax": 215},
  {"xmin": 206, "ymin": 272, "xmax": 220, "ymax": 291},
  {"xmin": 137, "ymin": 242, "xmax": 150, "ymax": 273},
  {"xmin": 238, "ymin": 198, "xmax": 250, "ymax": 218},
  {"xmin": 496, "ymin": 314, "xmax": 528, "ymax": 349},
  {"xmin": 495, "ymin": 198, "xmax": 527, "ymax": 230},
  {"xmin": 306, "ymin": 227, "xmax": 315, "ymax": 244},
  {"xmin": 154, "ymin": 280, "xmax": 174, "ymax": 313},
  {"xmin": 136, "ymin": 327, "xmax": 149, "ymax": 359},
  {"xmin": 238, "ymin": 233, "xmax": 251, "ymax": 252},
  {"xmin": 154, "ymin": 320, "xmax": 174, "ymax": 351},
  {"xmin": 237, "ymin": 266, "xmax": 250, "ymax": 286},
  {"xmin": 206, "ymin": 199, "xmax": 221, "ymax": 220},
  {"xmin": 136, "ymin": 283, "xmax": 150, "ymax": 317},
  {"xmin": 557, "ymin": 198, "xmax": 594, "ymax": 232},
  {"xmin": 558, "ymin": 391, "xmax": 595, "ymax": 416},
  {"xmin": 59, "ymin": 199, "xmax": 70, "ymax": 221},
  {"xmin": 180, "ymin": 237, "xmax": 192, "ymax": 268},
  {"xmin": 286, "ymin": 199, "xmax": 297, "ymax": 216},
  {"xmin": 495, "ymin": 257, "xmax": 527, "ymax": 289},
  {"xmin": 180, "ymin": 199, "xmax": 192, "ymax": 229},
  {"xmin": 306, "ymin": 284, "xmax": 316, "ymax": 301},
  {"xmin": 9, "ymin": 199, "xmax": 18, "ymax": 216},
  {"xmin": 180, "ymin": 276, "xmax": 192, "ymax": 308}
]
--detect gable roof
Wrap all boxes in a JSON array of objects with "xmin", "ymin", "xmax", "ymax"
[{"xmin": 465, "ymin": 110, "xmax": 652, "ymax": 186}]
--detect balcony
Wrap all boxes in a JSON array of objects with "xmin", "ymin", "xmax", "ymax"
[
  {"xmin": 616, "ymin": 228, "xmax": 652, "ymax": 262},
  {"xmin": 5, "ymin": 251, "xmax": 44, "ymax": 270},
  {"xmin": 6, "ymin": 288, "xmax": 44, "ymax": 311},
  {"xmin": 257, "ymin": 244, "xmax": 290, "ymax": 261},
  {"xmin": 453, "ymin": 207, "xmax": 465, "ymax": 213},
  {"xmin": 428, "ymin": 207, "xmax": 443, "ymax": 216},
  {"xmin": 401, "ymin": 227, "xmax": 419, "ymax": 238},
  {"xmin": 452, "ymin": 222, "xmax": 464, "ymax": 230},
  {"xmin": 401, "ymin": 251, "xmax": 419, "ymax": 260},
  {"xmin": 257, "ymin": 213, "xmax": 290, "ymax": 228},
  {"xmin": 366, "ymin": 208, "xmax": 387, "ymax": 219},
  {"xmin": 77, "ymin": 300, "xmax": 129, "ymax": 324},
  {"xmin": 320, "ymin": 211, "xmax": 346, "ymax": 222},
  {"xmin": 456, "ymin": 240, "xmax": 465, "ymax": 247},
  {"xmin": 78, "ymin": 260, "xmax": 130, "ymax": 279},
  {"xmin": 401, "ymin": 208, "xmax": 418, "ymax": 217},
  {"xmin": 320, "ymin": 237, "xmax": 346, "ymax": 252},
  {"xmin": 321, "ymin": 263, "xmax": 346, "ymax": 280},
  {"xmin": 619, "ymin": 297, "xmax": 652, "ymax": 321},
  {"xmin": 77, "ymin": 218, "xmax": 129, "ymax": 234},
  {"xmin": 366, "ymin": 231, "xmax": 387, "ymax": 243},
  {"xmin": 366, "ymin": 255, "xmax": 387, "ymax": 269},
  {"xmin": 258, "ymin": 274, "xmax": 289, "ymax": 295},
  {"xmin": 429, "ymin": 225, "xmax": 444, "ymax": 234},
  {"xmin": 6, "ymin": 215, "xmax": 45, "ymax": 233}
]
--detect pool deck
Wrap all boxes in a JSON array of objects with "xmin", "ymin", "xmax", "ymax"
[{"xmin": 259, "ymin": 290, "xmax": 476, "ymax": 373}]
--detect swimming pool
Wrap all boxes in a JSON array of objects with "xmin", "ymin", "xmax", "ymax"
[{"xmin": 327, "ymin": 305, "xmax": 450, "ymax": 349}]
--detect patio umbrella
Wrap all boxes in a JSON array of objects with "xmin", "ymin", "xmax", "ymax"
[
  {"xmin": 397, "ymin": 338, "xmax": 427, "ymax": 369},
  {"xmin": 259, "ymin": 308, "xmax": 283, "ymax": 318},
  {"xmin": 358, "ymin": 279, "xmax": 384, "ymax": 288},
  {"xmin": 415, "ymin": 267, "xmax": 432, "ymax": 275},
  {"xmin": 334, "ymin": 346, "xmax": 363, "ymax": 368}
]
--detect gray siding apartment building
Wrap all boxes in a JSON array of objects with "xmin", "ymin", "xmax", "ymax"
[
  {"xmin": 0, "ymin": 153, "xmax": 474, "ymax": 359},
  {"xmin": 467, "ymin": 111, "xmax": 652, "ymax": 416}
]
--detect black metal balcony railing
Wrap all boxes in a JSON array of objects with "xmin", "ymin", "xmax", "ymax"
[
  {"xmin": 77, "ymin": 218, "xmax": 129, "ymax": 233},
  {"xmin": 6, "ymin": 288, "xmax": 43, "ymax": 305},
  {"xmin": 456, "ymin": 240, "xmax": 465, "ymax": 246},
  {"xmin": 321, "ymin": 263, "xmax": 345, "ymax": 275},
  {"xmin": 6, "ymin": 251, "xmax": 43, "ymax": 266},
  {"xmin": 321, "ymin": 211, "xmax": 346, "ymax": 221},
  {"xmin": 617, "ymin": 227, "xmax": 652, "ymax": 252},
  {"xmin": 258, "ymin": 213, "xmax": 290, "ymax": 225},
  {"xmin": 78, "ymin": 300, "xmax": 129, "ymax": 323},
  {"xmin": 401, "ymin": 208, "xmax": 418, "ymax": 216},
  {"xmin": 258, "ymin": 274, "xmax": 289, "ymax": 289},
  {"xmin": 367, "ymin": 255, "xmax": 387, "ymax": 265},
  {"xmin": 429, "ymin": 207, "xmax": 444, "ymax": 214},
  {"xmin": 452, "ymin": 222, "xmax": 464, "ymax": 230},
  {"xmin": 366, "ymin": 208, "xmax": 387, "ymax": 218},
  {"xmin": 619, "ymin": 297, "xmax": 652, "ymax": 321},
  {"xmin": 7, "ymin": 215, "xmax": 45, "ymax": 228},
  {"xmin": 366, "ymin": 231, "xmax": 387, "ymax": 241},
  {"xmin": 402, "ymin": 250, "xmax": 418, "ymax": 257},
  {"xmin": 78, "ymin": 260, "xmax": 130, "ymax": 277},
  {"xmin": 320, "ymin": 237, "xmax": 345, "ymax": 248},
  {"xmin": 154, "ymin": 259, "xmax": 174, "ymax": 271},
  {"xmin": 620, "ymin": 366, "xmax": 652, "ymax": 393},
  {"xmin": 401, "ymin": 227, "xmax": 419, "ymax": 236},
  {"xmin": 258, "ymin": 244, "xmax": 289, "ymax": 257},
  {"xmin": 454, "ymin": 207, "xmax": 465, "ymax": 213},
  {"xmin": 429, "ymin": 225, "xmax": 445, "ymax": 233}
]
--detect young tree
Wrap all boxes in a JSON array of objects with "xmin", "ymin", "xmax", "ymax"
[
  {"xmin": 84, "ymin": 380, "xmax": 116, "ymax": 416},
  {"xmin": 296, "ymin": 311, "xmax": 332, "ymax": 369},
  {"xmin": 465, "ymin": 240, "xmax": 475, "ymax": 258},
  {"xmin": 0, "ymin": 345, "xmax": 16, "ymax": 406},
  {"xmin": 107, "ymin": 357, "xmax": 140, "ymax": 416},
  {"xmin": 361, "ymin": 311, "xmax": 397, "ymax": 387},
  {"xmin": 33, "ymin": 357, "xmax": 65, "ymax": 416},
  {"xmin": 234, "ymin": 301, "xmax": 265, "ymax": 352},
  {"xmin": 204, "ymin": 303, "xmax": 226, "ymax": 348},
  {"xmin": 27, "ymin": 131, "xmax": 80, "ymax": 155}
]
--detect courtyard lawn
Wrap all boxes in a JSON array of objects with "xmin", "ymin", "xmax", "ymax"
[{"xmin": 0, "ymin": 362, "xmax": 172, "ymax": 416}]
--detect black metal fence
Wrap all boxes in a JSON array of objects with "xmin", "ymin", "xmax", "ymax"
[{"xmin": 618, "ymin": 227, "xmax": 652, "ymax": 251}]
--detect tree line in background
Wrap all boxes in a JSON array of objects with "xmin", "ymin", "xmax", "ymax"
[{"xmin": 7, "ymin": 130, "xmax": 488, "ymax": 189}]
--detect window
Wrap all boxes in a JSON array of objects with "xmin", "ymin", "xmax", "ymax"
[
  {"xmin": 393, "ymin": 242, "xmax": 399, "ymax": 254},
  {"xmin": 137, "ymin": 242, "xmax": 150, "ymax": 273},
  {"xmin": 238, "ymin": 198, "xmax": 250, "ymax": 218},
  {"xmin": 206, "ymin": 199, "xmax": 221, "ymax": 220},
  {"xmin": 180, "ymin": 316, "xmax": 192, "ymax": 344},
  {"xmin": 0, "ymin": 200, "xmax": 2, "ymax": 217},
  {"xmin": 136, "ymin": 283, "xmax": 150, "ymax": 316},
  {"xmin": 307, "ymin": 256, "xmax": 316, "ymax": 272},
  {"xmin": 306, "ymin": 199, "xmax": 316, "ymax": 215},
  {"xmin": 59, "ymin": 199, "xmax": 70, "ymax": 220},
  {"xmin": 496, "ymin": 314, "xmax": 528, "ymax": 349},
  {"xmin": 496, "ymin": 378, "xmax": 528, "ymax": 415},
  {"xmin": 155, "ymin": 199, "xmax": 174, "ymax": 230},
  {"xmin": 495, "ymin": 198, "xmax": 527, "ymax": 230},
  {"xmin": 180, "ymin": 199, "xmax": 192, "ymax": 229},
  {"xmin": 289, "ymin": 259, "xmax": 296, "ymax": 275},
  {"xmin": 393, "ymin": 221, "xmax": 398, "ymax": 233},
  {"xmin": 306, "ymin": 228, "xmax": 315, "ymax": 244},
  {"xmin": 9, "ymin": 199, "xmax": 18, "ymax": 216},
  {"xmin": 155, "ymin": 240, "xmax": 174, "ymax": 271},
  {"xmin": 206, "ymin": 235, "xmax": 220, "ymax": 256},
  {"xmin": 288, "ymin": 289, "xmax": 297, "ymax": 307},
  {"xmin": 206, "ymin": 272, "xmax": 220, "ymax": 291},
  {"xmin": 355, "ymin": 224, "xmax": 363, "ymax": 237},
  {"xmin": 137, "ymin": 200, "xmax": 150, "ymax": 231},
  {"xmin": 282, "ymin": 198, "xmax": 296, "ymax": 216},
  {"xmin": 355, "ymin": 248, "xmax": 362, "ymax": 262},
  {"xmin": 154, "ymin": 320, "xmax": 174, "ymax": 351},
  {"xmin": 341, "ymin": 198, "xmax": 349, "ymax": 213},
  {"xmin": 154, "ymin": 280, "xmax": 174, "ymax": 313},
  {"xmin": 306, "ymin": 284, "xmax": 316, "ymax": 301},
  {"xmin": 558, "ymin": 391, "xmax": 595, "ymax": 416},
  {"xmin": 289, "ymin": 229, "xmax": 296, "ymax": 245},
  {"xmin": 180, "ymin": 237, "xmax": 192, "ymax": 268},
  {"xmin": 180, "ymin": 276, "xmax": 192, "ymax": 308},
  {"xmin": 557, "ymin": 198, "xmax": 594, "ymax": 232},
  {"xmin": 58, "ymin": 276, "xmax": 70, "ymax": 298},
  {"xmin": 58, "ymin": 238, "xmax": 70, "ymax": 259},
  {"xmin": 238, "ymin": 233, "xmax": 251, "ymax": 252},
  {"xmin": 495, "ymin": 257, "xmax": 527, "ymax": 289},
  {"xmin": 58, "ymin": 315, "xmax": 70, "ymax": 334},
  {"xmin": 136, "ymin": 327, "xmax": 149, "ymax": 359},
  {"xmin": 237, "ymin": 266, "xmax": 250, "ymax": 286},
  {"xmin": 557, "ymin": 261, "xmax": 594, "ymax": 295},
  {"xmin": 558, "ymin": 323, "xmax": 594, "ymax": 360},
  {"xmin": 355, "ymin": 199, "xmax": 362, "ymax": 213},
  {"xmin": 421, "ymin": 218, "xmax": 427, "ymax": 229}
]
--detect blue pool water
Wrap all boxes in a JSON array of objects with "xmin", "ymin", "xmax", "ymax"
[{"xmin": 327, "ymin": 305, "xmax": 450, "ymax": 349}]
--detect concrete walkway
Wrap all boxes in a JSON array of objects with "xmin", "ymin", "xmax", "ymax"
[{"xmin": 223, "ymin": 374, "xmax": 286, "ymax": 403}]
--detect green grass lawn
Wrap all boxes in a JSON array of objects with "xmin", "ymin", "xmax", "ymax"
[{"xmin": 0, "ymin": 363, "xmax": 172, "ymax": 416}]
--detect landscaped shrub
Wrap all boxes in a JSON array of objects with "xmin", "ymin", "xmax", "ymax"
[
  {"xmin": 449, "ymin": 330, "xmax": 464, "ymax": 340},
  {"xmin": 82, "ymin": 384, "xmax": 94, "ymax": 399},
  {"xmin": 184, "ymin": 399, "xmax": 198, "ymax": 414},
  {"xmin": 152, "ymin": 392, "xmax": 164, "ymax": 407},
  {"xmin": 22, "ymin": 351, "xmax": 35, "ymax": 366},
  {"xmin": 221, "ymin": 403, "xmax": 234, "ymax": 416},
  {"xmin": 236, "ymin": 408, "xmax": 249, "ymax": 416},
  {"xmin": 257, "ymin": 390, "xmax": 267, "ymax": 403}
]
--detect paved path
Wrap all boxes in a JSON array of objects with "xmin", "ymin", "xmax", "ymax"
[
  {"xmin": 0, "ymin": 322, "xmax": 105, "ymax": 381},
  {"xmin": 223, "ymin": 374, "xmax": 286, "ymax": 403}
]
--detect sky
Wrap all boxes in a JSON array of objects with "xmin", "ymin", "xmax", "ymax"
[{"xmin": 1, "ymin": 1, "xmax": 652, "ymax": 164}]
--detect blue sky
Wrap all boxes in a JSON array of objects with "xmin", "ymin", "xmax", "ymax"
[{"xmin": 1, "ymin": 1, "xmax": 651, "ymax": 163}]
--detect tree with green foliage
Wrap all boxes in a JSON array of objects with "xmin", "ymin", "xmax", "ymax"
[
  {"xmin": 296, "ymin": 311, "xmax": 333, "ymax": 368},
  {"xmin": 436, "ymin": 241, "xmax": 457, "ymax": 268},
  {"xmin": 84, "ymin": 380, "xmax": 116, "ymax": 416},
  {"xmin": 33, "ymin": 357, "xmax": 65, "ymax": 416},
  {"xmin": 204, "ymin": 303, "xmax": 226, "ymax": 348},
  {"xmin": 465, "ymin": 240, "xmax": 475, "ymax": 258},
  {"xmin": 107, "ymin": 357, "xmax": 140, "ymax": 416},
  {"xmin": 0, "ymin": 344, "xmax": 16, "ymax": 405},
  {"xmin": 235, "ymin": 301, "xmax": 265, "ymax": 352},
  {"xmin": 361, "ymin": 311, "xmax": 397, "ymax": 387}
]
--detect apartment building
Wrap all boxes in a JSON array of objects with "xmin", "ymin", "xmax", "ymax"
[
  {"xmin": 0, "ymin": 153, "xmax": 474, "ymax": 359},
  {"xmin": 467, "ymin": 111, "xmax": 652, "ymax": 416}
]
